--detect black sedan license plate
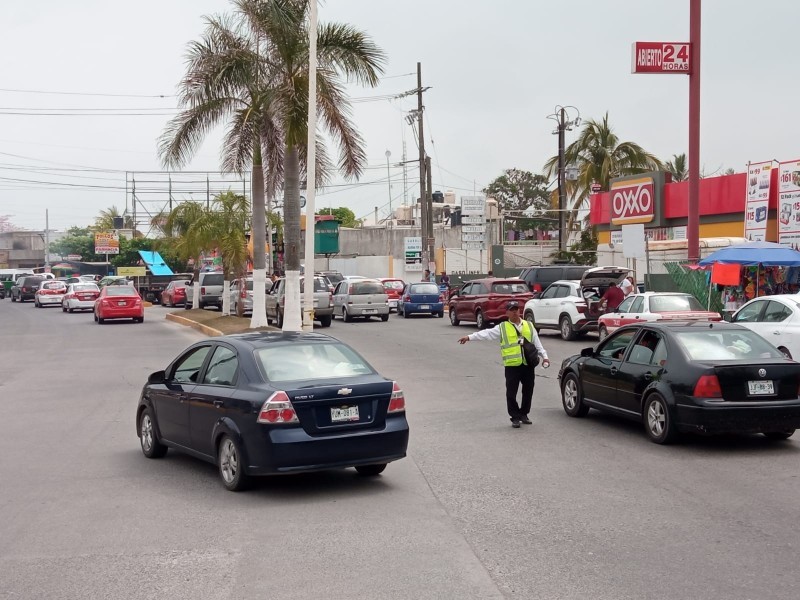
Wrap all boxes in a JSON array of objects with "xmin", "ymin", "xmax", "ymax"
[
  {"xmin": 331, "ymin": 406, "xmax": 359, "ymax": 422},
  {"xmin": 748, "ymin": 380, "xmax": 774, "ymax": 395}
]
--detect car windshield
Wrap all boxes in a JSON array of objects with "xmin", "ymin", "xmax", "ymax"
[
  {"xmin": 410, "ymin": 283, "xmax": 439, "ymax": 294},
  {"xmin": 674, "ymin": 330, "xmax": 785, "ymax": 361},
  {"xmin": 105, "ymin": 286, "xmax": 138, "ymax": 297},
  {"xmin": 74, "ymin": 284, "xmax": 99, "ymax": 292},
  {"xmin": 492, "ymin": 282, "xmax": 529, "ymax": 294},
  {"xmin": 256, "ymin": 342, "xmax": 374, "ymax": 382},
  {"xmin": 350, "ymin": 282, "xmax": 384, "ymax": 295},
  {"xmin": 202, "ymin": 274, "xmax": 224, "ymax": 286},
  {"xmin": 650, "ymin": 295, "xmax": 703, "ymax": 312},
  {"xmin": 41, "ymin": 281, "xmax": 66, "ymax": 290},
  {"xmin": 383, "ymin": 280, "xmax": 405, "ymax": 290},
  {"xmin": 299, "ymin": 278, "xmax": 329, "ymax": 293},
  {"xmin": 323, "ymin": 273, "xmax": 344, "ymax": 284}
]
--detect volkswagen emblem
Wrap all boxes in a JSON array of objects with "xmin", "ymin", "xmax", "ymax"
[
  {"xmin": 337, "ymin": 387, "xmax": 353, "ymax": 396},
  {"xmin": 758, "ymin": 368, "xmax": 767, "ymax": 378}
]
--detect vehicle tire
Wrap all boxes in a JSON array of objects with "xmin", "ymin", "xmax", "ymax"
[
  {"xmin": 763, "ymin": 430, "xmax": 795, "ymax": 440},
  {"xmin": 449, "ymin": 307, "xmax": 460, "ymax": 326},
  {"xmin": 524, "ymin": 311, "xmax": 536, "ymax": 328},
  {"xmin": 437, "ymin": 311, "xmax": 444, "ymax": 318},
  {"xmin": 11, "ymin": 294, "xmax": 16, "ymax": 302},
  {"xmin": 475, "ymin": 310, "xmax": 486, "ymax": 329},
  {"xmin": 217, "ymin": 435, "xmax": 249, "ymax": 492},
  {"xmin": 136, "ymin": 316, "xmax": 144, "ymax": 323},
  {"xmin": 62, "ymin": 304, "xmax": 67, "ymax": 313},
  {"xmin": 276, "ymin": 308, "xmax": 284, "ymax": 328},
  {"xmin": 343, "ymin": 307, "xmax": 353, "ymax": 323},
  {"xmin": 598, "ymin": 325, "xmax": 609, "ymax": 342},
  {"xmin": 398, "ymin": 306, "xmax": 405, "ymax": 318},
  {"xmin": 34, "ymin": 299, "xmax": 40, "ymax": 308},
  {"xmin": 139, "ymin": 407, "xmax": 168, "ymax": 459},
  {"xmin": 643, "ymin": 393, "xmax": 677, "ymax": 444},
  {"xmin": 560, "ymin": 315, "xmax": 577, "ymax": 341},
  {"xmin": 319, "ymin": 314, "xmax": 332, "ymax": 328},
  {"xmin": 381, "ymin": 314, "xmax": 389, "ymax": 322},
  {"xmin": 561, "ymin": 373, "xmax": 589, "ymax": 417},
  {"xmin": 778, "ymin": 346, "xmax": 793, "ymax": 359},
  {"xmin": 163, "ymin": 297, "xmax": 171, "ymax": 308},
  {"xmin": 184, "ymin": 300, "xmax": 192, "ymax": 310},
  {"xmin": 98, "ymin": 317, "xmax": 105, "ymax": 324},
  {"xmin": 355, "ymin": 463, "xmax": 387, "ymax": 476},
  {"xmin": 198, "ymin": 301, "xmax": 205, "ymax": 310},
  {"xmin": 69, "ymin": 306, "xmax": 75, "ymax": 313}
]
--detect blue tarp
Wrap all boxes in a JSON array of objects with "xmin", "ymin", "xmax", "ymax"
[
  {"xmin": 697, "ymin": 241, "xmax": 800, "ymax": 267},
  {"xmin": 138, "ymin": 251, "xmax": 174, "ymax": 276}
]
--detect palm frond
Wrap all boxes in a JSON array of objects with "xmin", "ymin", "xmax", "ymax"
[
  {"xmin": 158, "ymin": 98, "xmax": 236, "ymax": 169},
  {"xmin": 317, "ymin": 22, "xmax": 386, "ymax": 86}
]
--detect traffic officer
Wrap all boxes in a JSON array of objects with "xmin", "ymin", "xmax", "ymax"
[{"xmin": 458, "ymin": 301, "xmax": 550, "ymax": 428}]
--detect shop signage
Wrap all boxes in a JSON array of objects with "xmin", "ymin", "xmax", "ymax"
[
  {"xmin": 460, "ymin": 196, "xmax": 486, "ymax": 216},
  {"xmin": 94, "ymin": 231, "xmax": 119, "ymax": 255},
  {"xmin": 461, "ymin": 216, "xmax": 484, "ymax": 225},
  {"xmin": 463, "ymin": 242, "xmax": 485, "ymax": 250},
  {"xmin": 462, "ymin": 233, "xmax": 485, "ymax": 242},
  {"xmin": 744, "ymin": 161, "xmax": 773, "ymax": 242},
  {"xmin": 462, "ymin": 225, "xmax": 486, "ymax": 233},
  {"xmin": 404, "ymin": 236, "xmax": 423, "ymax": 272},
  {"xmin": 117, "ymin": 266, "xmax": 146, "ymax": 277},
  {"xmin": 610, "ymin": 177, "xmax": 655, "ymax": 225},
  {"xmin": 778, "ymin": 159, "xmax": 800, "ymax": 249},
  {"xmin": 631, "ymin": 42, "xmax": 691, "ymax": 74}
]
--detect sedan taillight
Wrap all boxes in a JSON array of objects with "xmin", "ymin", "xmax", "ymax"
[
  {"xmin": 388, "ymin": 382, "xmax": 406, "ymax": 413},
  {"xmin": 694, "ymin": 374, "xmax": 722, "ymax": 398},
  {"xmin": 257, "ymin": 391, "xmax": 299, "ymax": 424}
]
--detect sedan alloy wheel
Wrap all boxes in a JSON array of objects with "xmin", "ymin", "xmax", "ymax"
[
  {"xmin": 561, "ymin": 373, "xmax": 589, "ymax": 417},
  {"xmin": 139, "ymin": 408, "xmax": 167, "ymax": 458},
  {"xmin": 644, "ymin": 393, "xmax": 676, "ymax": 444},
  {"xmin": 218, "ymin": 435, "xmax": 249, "ymax": 491},
  {"xmin": 449, "ymin": 308, "xmax": 460, "ymax": 326}
]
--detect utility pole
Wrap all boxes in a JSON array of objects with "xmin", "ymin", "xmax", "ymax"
[
  {"xmin": 557, "ymin": 107, "xmax": 566, "ymax": 253},
  {"xmin": 44, "ymin": 209, "xmax": 50, "ymax": 271},
  {"xmin": 416, "ymin": 62, "xmax": 428, "ymax": 269},
  {"xmin": 425, "ymin": 156, "xmax": 434, "ymax": 270}
]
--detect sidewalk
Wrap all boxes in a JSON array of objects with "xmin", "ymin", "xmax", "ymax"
[{"xmin": 165, "ymin": 308, "xmax": 275, "ymax": 337}]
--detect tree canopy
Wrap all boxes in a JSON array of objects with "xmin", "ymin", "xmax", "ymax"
[
  {"xmin": 317, "ymin": 206, "xmax": 360, "ymax": 228},
  {"xmin": 484, "ymin": 169, "xmax": 555, "ymax": 231}
]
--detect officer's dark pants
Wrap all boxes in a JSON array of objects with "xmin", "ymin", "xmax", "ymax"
[{"xmin": 504, "ymin": 365, "xmax": 535, "ymax": 420}]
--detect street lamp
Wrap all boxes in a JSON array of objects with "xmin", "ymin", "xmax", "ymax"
[
  {"xmin": 385, "ymin": 150, "xmax": 392, "ymax": 222},
  {"xmin": 385, "ymin": 150, "xmax": 393, "ymax": 277},
  {"xmin": 547, "ymin": 105, "xmax": 580, "ymax": 253}
]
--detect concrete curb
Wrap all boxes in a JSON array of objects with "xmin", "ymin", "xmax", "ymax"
[{"xmin": 165, "ymin": 312, "xmax": 224, "ymax": 337}]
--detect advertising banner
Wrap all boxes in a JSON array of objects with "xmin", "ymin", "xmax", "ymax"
[
  {"xmin": 631, "ymin": 42, "xmax": 691, "ymax": 73},
  {"xmin": 778, "ymin": 159, "xmax": 800, "ymax": 249},
  {"xmin": 94, "ymin": 231, "xmax": 120, "ymax": 254},
  {"xmin": 610, "ymin": 177, "xmax": 655, "ymax": 225},
  {"xmin": 404, "ymin": 236, "xmax": 422, "ymax": 272},
  {"xmin": 744, "ymin": 161, "xmax": 773, "ymax": 242}
]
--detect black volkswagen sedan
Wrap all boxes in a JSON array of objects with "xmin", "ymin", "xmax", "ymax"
[
  {"xmin": 558, "ymin": 322, "xmax": 800, "ymax": 444},
  {"xmin": 136, "ymin": 332, "xmax": 409, "ymax": 490}
]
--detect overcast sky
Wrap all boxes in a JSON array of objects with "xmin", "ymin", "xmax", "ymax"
[{"xmin": 1, "ymin": 0, "xmax": 797, "ymax": 232}]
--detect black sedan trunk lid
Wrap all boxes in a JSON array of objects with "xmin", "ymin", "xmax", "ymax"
[{"xmin": 713, "ymin": 362, "xmax": 800, "ymax": 401}]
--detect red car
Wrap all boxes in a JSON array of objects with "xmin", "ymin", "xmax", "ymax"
[
  {"xmin": 94, "ymin": 285, "xmax": 145, "ymax": 324},
  {"xmin": 379, "ymin": 278, "xmax": 406, "ymax": 312},
  {"xmin": 161, "ymin": 280, "xmax": 189, "ymax": 307}
]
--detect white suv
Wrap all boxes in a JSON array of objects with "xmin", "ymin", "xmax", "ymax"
[{"xmin": 523, "ymin": 266, "xmax": 630, "ymax": 340}]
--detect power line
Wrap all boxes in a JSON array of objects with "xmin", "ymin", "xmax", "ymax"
[{"xmin": 0, "ymin": 87, "xmax": 174, "ymax": 98}]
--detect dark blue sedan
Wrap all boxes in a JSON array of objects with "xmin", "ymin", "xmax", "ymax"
[
  {"xmin": 398, "ymin": 282, "xmax": 444, "ymax": 318},
  {"xmin": 136, "ymin": 332, "xmax": 409, "ymax": 491}
]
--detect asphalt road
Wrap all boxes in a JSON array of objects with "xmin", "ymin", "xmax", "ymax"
[{"xmin": 1, "ymin": 300, "xmax": 799, "ymax": 599}]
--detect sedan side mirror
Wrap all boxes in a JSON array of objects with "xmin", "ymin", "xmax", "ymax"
[
  {"xmin": 147, "ymin": 370, "xmax": 166, "ymax": 385},
  {"xmin": 723, "ymin": 312, "xmax": 733, "ymax": 322},
  {"xmin": 580, "ymin": 347, "xmax": 595, "ymax": 358}
]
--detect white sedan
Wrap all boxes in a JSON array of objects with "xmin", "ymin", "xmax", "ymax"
[
  {"xmin": 61, "ymin": 282, "xmax": 101, "ymax": 312},
  {"xmin": 597, "ymin": 292, "xmax": 721, "ymax": 340},
  {"xmin": 730, "ymin": 294, "xmax": 800, "ymax": 359},
  {"xmin": 34, "ymin": 280, "xmax": 68, "ymax": 308}
]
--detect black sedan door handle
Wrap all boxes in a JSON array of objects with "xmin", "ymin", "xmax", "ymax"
[
  {"xmin": 610, "ymin": 366, "xmax": 618, "ymax": 375},
  {"xmin": 644, "ymin": 372, "xmax": 653, "ymax": 381}
]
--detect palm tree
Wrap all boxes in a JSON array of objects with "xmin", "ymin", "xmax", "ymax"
[
  {"xmin": 159, "ymin": 0, "xmax": 384, "ymax": 331},
  {"xmin": 665, "ymin": 153, "xmax": 688, "ymax": 182},
  {"xmin": 94, "ymin": 206, "xmax": 135, "ymax": 233},
  {"xmin": 159, "ymin": 202, "xmax": 208, "ymax": 309},
  {"xmin": 544, "ymin": 112, "xmax": 663, "ymax": 236}
]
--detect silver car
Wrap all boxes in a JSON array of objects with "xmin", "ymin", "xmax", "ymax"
[
  {"xmin": 230, "ymin": 277, "xmax": 271, "ymax": 316},
  {"xmin": 332, "ymin": 279, "xmax": 390, "ymax": 322}
]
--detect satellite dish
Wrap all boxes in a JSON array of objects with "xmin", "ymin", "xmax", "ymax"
[{"xmin": 300, "ymin": 196, "xmax": 307, "ymax": 209}]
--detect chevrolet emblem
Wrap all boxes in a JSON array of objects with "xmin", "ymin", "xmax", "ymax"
[{"xmin": 337, "ymin": 387, "xmax": 353, "ymax": 396}]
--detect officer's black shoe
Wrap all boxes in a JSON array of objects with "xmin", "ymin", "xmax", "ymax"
[
  {"xmin": 511, "ymin": 419, "xmax": 521, "ymax": 428},
  {"xmin": 520, "ymin": 417, "xmax": 532, "ymax": 424}
]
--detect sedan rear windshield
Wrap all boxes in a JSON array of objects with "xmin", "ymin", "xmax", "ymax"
[
  {"xmin": 41, "ymin": 281, "xmax": 66, "ymax": 290},
  {"xmin": 300, "ymin": 278, "xmax": 329, "ymax": 293},
  {"xmin": 383, "ymin": 280, "xmax": 405, "ymax": 290},
  {"xmin": 74, "ymin": 284, "xmax": 99, "ymax": 292},
  {"xmin": 321, "ymin": 272, "xmax": 344, "ymax": 284},
  {"xmin": 674, "ymin": 330, "xmax": 784, "ymax": 361},
  {"xmin": 650, "ymin": 295, "xmax": 702, "ymax": 312},
  {"xmin": 350, "ymin": 282, "xmax": 384, "ymax": 295},
  {"xmin": 202, "ymin": 274, "xmax": 224, "ymax": 286},
  {"xmin": 105, "ymin": 286, "xmax": 138, "ymax": 296},
  {"xmin": 256, "ymin": 343, "xmax": 374, "ymax": 382},
  {"xmin": 410, "ymin": 283, "xmax": 439, "ymax": 294}
]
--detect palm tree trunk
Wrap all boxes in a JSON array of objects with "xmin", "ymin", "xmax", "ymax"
[
  {"xmin": 282, "ymin": 145, "xmax": 303, "ymax": 332},
  {"xmin": 249, "ymin": 142, "xmax": 269, "ymax": 328},
  {"xmin": 192, "ymin": 258, "xmax": 201, "ymax": 309},
  {"xmin": 222, "ymin": 264, "xmax": 231, "ymax": 317}
]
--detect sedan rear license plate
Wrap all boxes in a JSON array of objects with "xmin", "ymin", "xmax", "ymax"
[
  {"xmin": 363, "ymin": 308, "xmax": 377, "ymax": 314},
  {"xmin": 420, "ymin": 305, "xmax": 430, "ymax": 310},
  {"xmin": 331, "ymin": 406, "xmax": 359, "ymax": 422},
  {"xmin": 118, "ymin": 301, "xmax": 126, "ymax": 306},
  {"xmin": 748, "ymin": 380, "xmax": 774, "ymax": 395}
]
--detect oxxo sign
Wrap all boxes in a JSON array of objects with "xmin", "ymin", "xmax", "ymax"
[
  {"xmin": 610, "ymin": 177, "xmax": 656, "ymax": 225},
  {"xmin": 631, "ymin": 42, "xmax": 691, "ymax": 74}
]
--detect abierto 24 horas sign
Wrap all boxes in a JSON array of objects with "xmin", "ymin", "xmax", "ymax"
[{"xmin": 631, "ymin": 42, "xmax": 691, "ymax": 74}]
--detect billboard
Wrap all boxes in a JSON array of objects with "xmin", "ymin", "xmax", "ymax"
[
  {"xmin": 404, "ymin": 237, "xmax": 422, "ymax": 272},
  {"xmin": 744, "ymin": 161, "xmax": 773, "ymax": 242},
  {"xmin": 631, "ymin": 42, "xmax": 691, "ymax": 73},
  {"xmin": 778, "ymin": 160, "xmax": 800, "ymax": 248},
  {"xmin": 94, "ymin": 231, "xmax": 120, "ymax": 254},
  {"xmin": 610, "ymin": 177, "xmax": 655, "ymax": 225}
]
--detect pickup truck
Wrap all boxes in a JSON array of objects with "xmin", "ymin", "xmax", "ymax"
[
  {"xmin": 266, "ymin": 275, "xmax": 334, "ymax": 328},
  {"xmin": 448, "ymin": 278, "xmax": 534, "ymax": 329}
]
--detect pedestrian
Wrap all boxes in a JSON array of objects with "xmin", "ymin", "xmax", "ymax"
[
  {"xmin": 619, "ymin": 275, "xmax": 635, "ymax": 297},
  {"xmin": 599, "ymin": 281, "xmax": 625, "ymax": 312},
  {"xmin": 422, "ymin": 269, "xmax": 433, "ymax": 282},
  {"xmin": 440, "ymin": 271, "xmax": 450, "ymax": 286},
  {"xmin": 458, "ymin": 300, "xmax": 550, "ymax": 428}
]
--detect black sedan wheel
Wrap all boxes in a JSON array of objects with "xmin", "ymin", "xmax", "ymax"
[
  {"xmin": 763, "ymin": 430, "xmax": 795, "ymax": 440},
  {"xmin": 561, "ymin": 373, "xmax": 589, "ymax": 417},
  {"xmin": 139, "ymin": 408, "xmax": 168, "ymax": 458},
  {"xmin": 644, "ymin": 393, "xmax": 677, "ymax": 444},
  {"xmin": 449, "ymin": 307, "xmax": 460, "ymax": 326},
  {"xmin": 356, "ymin": 463, "xmax": 387, "ymax": 476},
  {"xmin": 218, "ymin": 435, "xmax": 249, "ymax": 491}
]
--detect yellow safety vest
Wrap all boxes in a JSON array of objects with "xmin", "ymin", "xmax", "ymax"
[{"xmin": 499, "ymin": 320, "xmax": 534, "ymax": 367}]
